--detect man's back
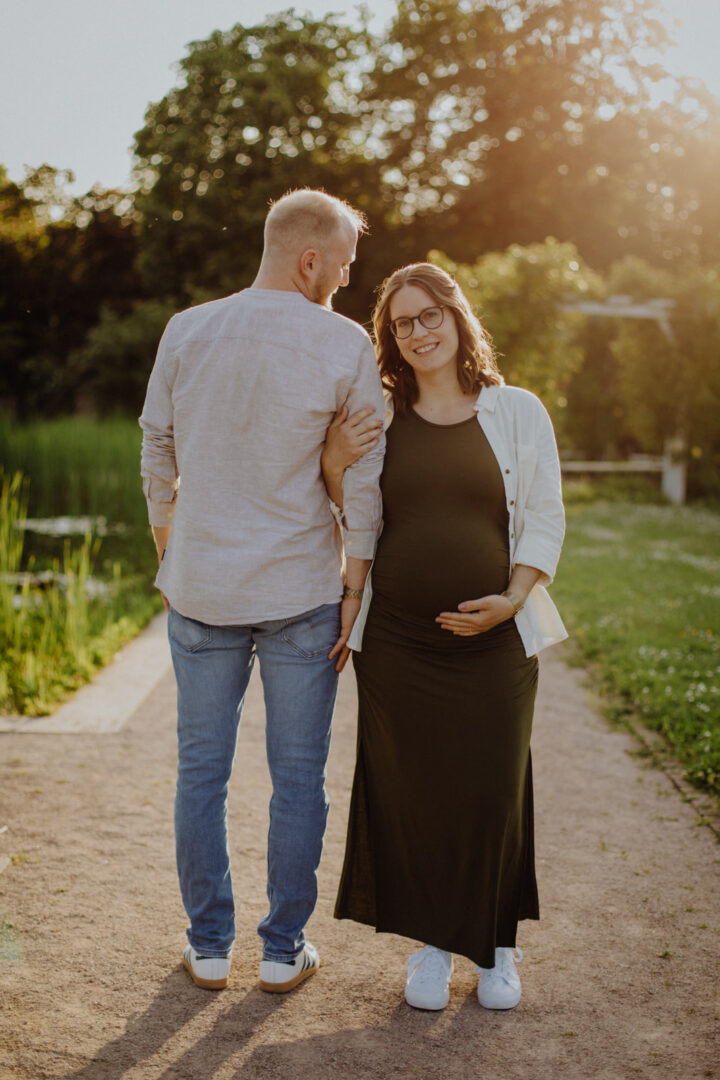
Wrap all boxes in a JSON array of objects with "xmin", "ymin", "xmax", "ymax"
[{"xmin": 140, "ymin": 288, "xmax": 384, "ymax": 623}]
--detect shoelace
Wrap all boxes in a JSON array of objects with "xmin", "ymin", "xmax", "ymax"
[{"xmin": 407, "ymin": 947, "xmax": 451, "ymax": 983}]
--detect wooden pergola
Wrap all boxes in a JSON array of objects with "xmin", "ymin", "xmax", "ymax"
[{"xmin": 557, "ymin": 296, "xmax": 685, "ymax": 504}]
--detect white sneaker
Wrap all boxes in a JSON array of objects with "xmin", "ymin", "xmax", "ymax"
[
  {"xmin": 405, "ymin": 946, "xmax": 454, "ymax": 1010},
  {"xmin": 476, "ymin": 946, "xmax": 523, "ymax": 1009},
  {"xmin": 259, "ymin": 941, "xmax": 319, "ymax": 993},
  {"xmin": 182, "ymin": 945, "xmax": 231, "ymax": 990}
]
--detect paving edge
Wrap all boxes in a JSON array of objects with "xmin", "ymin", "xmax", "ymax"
[{"xmin": 0, "ymin": 612, "xmax": 172, "ymax": 735}]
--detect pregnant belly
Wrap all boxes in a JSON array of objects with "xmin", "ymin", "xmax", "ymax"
[{"xmin": 372, "ymin": 537, "xmax": 510, "ymax": 621}]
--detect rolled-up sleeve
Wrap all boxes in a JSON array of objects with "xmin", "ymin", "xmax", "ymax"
[
  {"xmin": 513, "ymin": 399, "xmax": 565, "ymax": 584},
  {"xmin": 138, "ymin": 319, "xmax": 179, "ymax": 527},
  {"xmin": 341, "ymin": 339, "xmax": 385, "ymax": 558}
]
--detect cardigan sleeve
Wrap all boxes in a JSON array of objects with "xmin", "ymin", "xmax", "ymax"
[{"xmin": 512, "ymin": 396, "xmax": 565, "ymax": 584}]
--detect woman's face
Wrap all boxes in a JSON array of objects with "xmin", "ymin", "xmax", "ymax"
[{"xmin": 388, "ymin": 284, "xmax": 460, "ymax": 380}]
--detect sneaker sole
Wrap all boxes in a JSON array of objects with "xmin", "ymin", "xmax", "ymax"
[
  {"xmin": 477, "ymin": 992, "xmax": 521, "ymax": 1010},
  {"xmin": 259, "ymin": 959, "xmax": 319, "ymax": 993},
  {"xmin": 182, "ymin": 955, "xmax": 229, "ymax": 990},
  {"xmin": 405, "ymin": 994, "xmax": 449, "ymax": 1011}
]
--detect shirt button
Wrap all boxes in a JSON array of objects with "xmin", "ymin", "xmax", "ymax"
[
  {"xmin": 509, "ymin": 500, "xmax": 515, "ymax": 506},
  {"xmin": 511, "ymin": 533, "xmax": 514, "ymax": 539},
  {"xmin": 505, "ymin": 468, "xmax": 510, "ymax": 474}
]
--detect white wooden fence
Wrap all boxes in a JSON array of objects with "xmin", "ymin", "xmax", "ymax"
[{"xmin": 561, "ymin": 438, "xmax": 687, "ymax": 504}]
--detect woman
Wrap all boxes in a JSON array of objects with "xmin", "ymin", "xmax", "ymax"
[{"xmin": 322, "ymin": 263, "xmax": 566, "ymax": 1012}]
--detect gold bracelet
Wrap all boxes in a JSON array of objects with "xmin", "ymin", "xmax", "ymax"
[
  {"xmin": 343, "ymin": 585, "xmax": 364, "ymax": 600},
  {"xmin": 501, "ymin": 589, "xmax": 524, "ymax": 614}
]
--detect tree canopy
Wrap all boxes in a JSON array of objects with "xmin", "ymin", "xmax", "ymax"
[
  {"xmin": 132, "ymin": 12, "xmax": 379, "ymax": 302},
  {"xmin": 129, "ymin": 0, "xmax": 720, "ymax": 314},
  {"xmin": 2, "ymin": 0, "xmax": 720, "ymax": 493}
]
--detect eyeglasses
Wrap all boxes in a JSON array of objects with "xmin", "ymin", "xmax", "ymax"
[{"xmin": 389, "ymin": 305, "xmax": 446, "ymax": 340}]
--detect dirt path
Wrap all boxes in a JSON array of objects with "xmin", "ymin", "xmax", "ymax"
[{"xmin": 1, "ymin": 637, "xmax": 718, "ymax": 1080}]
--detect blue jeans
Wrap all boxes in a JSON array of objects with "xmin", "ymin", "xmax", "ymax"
[{"xmin": 168, "ymin": 601, "xmax": 340, "ymax": 962}]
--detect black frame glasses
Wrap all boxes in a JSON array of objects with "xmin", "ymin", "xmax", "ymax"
[{"xmin": 389, "ymin": 305, "xmax": 446, "ymax": 340}]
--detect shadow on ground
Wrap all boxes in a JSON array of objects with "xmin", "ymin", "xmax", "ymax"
[{"xmin": 64, "ymin": 969, "xmax": 293, "ymax": 1080}]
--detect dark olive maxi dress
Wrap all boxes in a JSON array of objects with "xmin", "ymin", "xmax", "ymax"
[{"xmin": 335, "ymin": 407, "xmax": 539, "ymax": 968}]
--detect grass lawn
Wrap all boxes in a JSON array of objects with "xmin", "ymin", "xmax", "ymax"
[{"xmin": 552, "ymin": 490, "xmax": 720, "ymax": 800}]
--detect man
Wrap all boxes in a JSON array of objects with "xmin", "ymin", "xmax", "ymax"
[{"xmin": 139, "ymin": 189, "xmax": 384, "ymax": 993}]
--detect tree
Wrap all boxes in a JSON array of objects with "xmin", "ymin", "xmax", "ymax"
[
  {"xmin": 69, "ymin": 300, "xmax": 177, "ymax": 414},
  {"xmin": 5, "ymin": 2, "xmax": 720, "ymax": 429},
  {"xmin": 364, "ymin": 0, "xmax": 719, "ymax": 268},
  {"xmin": 432, "ymin": 239, "xmax": 600, "ymax": 439},
  {"xmin": 132, "ymin": 12, "xmax": 380, "ymax": 312},
  {"xmin": 0, "ymin": 167, "xmax": 142, "ymax": 416},
  {"xmin": 563, "ymin": 318, "xmax": 626, "ymax": 460},
  {"xmin": 607, "ymin": 256, "xmax": 720, "ymax": 496},
  {"xmin": 130, "ymin": 2, "xmax": 720, "ymax": 325}
]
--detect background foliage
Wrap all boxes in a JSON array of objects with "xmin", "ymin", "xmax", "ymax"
[
  {"xmin": 1, "ymin": 0, "xmax": 719, "ymax": 489},
  {"xmin": 433, "ymin": 241, "xmax": 601, "ymax": 439}
]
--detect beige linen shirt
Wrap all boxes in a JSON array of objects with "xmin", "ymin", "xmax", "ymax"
[{"xmin": 139, "ymin": 288, "xmax": 385, "ymax": 624}]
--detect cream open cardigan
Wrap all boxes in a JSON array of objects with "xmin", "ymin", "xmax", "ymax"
[{"xmin": 344, "ymin": 384, "xmax": 568, "ymax": 657}]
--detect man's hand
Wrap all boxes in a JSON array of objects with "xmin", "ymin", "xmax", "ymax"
[
  {"xmin": 328, "ymin": 595, "xmax": 363, "ymax": 672},
  {"xmin": 436, "ymin": 594, "xmax": 515, "ymax": 636}
]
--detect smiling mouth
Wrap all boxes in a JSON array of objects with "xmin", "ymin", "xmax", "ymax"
[{"xmin": 414, "ymin": 342, "xmax": 438, "ymax": 355}]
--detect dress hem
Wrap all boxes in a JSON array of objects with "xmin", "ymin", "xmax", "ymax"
[{"xmin": 333, "ymin": 908, "xmax": 540, "ymax": 969}]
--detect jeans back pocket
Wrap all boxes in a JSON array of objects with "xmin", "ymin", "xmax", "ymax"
[
  {"xmin": 168, "ymin": 608, "xmax": 214, "ymax": 653},
  {"xmin": 281, "ymin": 602, "xmax": 341, "ymax": 659}
]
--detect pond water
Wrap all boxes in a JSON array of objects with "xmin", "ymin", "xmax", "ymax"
[{"xmin": 19, "ymin": 516, "xmax": 128, "ymax": 537}]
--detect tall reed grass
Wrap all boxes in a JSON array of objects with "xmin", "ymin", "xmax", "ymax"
[{"xmin": 0, "ymin": 413, "xmax": 147, "ymax": 525}]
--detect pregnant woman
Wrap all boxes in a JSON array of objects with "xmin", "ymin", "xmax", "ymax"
[{"xmin": 323, "ymin": 263, "xmax": 566, "ymax": 1011}]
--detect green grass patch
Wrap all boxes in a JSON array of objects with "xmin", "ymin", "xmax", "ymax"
[{"xmin": 553, "ymin": 498, "xmax": 720, "ymax": 798}]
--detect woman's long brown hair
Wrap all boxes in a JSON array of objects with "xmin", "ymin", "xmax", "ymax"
[{"xmin": 372, "ymin": 263, "xmax": 503, "ymax": 413}]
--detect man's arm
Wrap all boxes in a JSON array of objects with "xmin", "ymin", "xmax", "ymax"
[
  {"xmin": 338, "ymin": 339, "xmax": 385, "ymax": 560},
  {"xmin": 139, "ymin": 318, "xmax": 180, "ymax": 607},
  {"xmin": 151, "ymin": 525, "xmax": 172, "ymax": 562},
  {"xmin": 324, "ymin": 339, "xmax": 386, "ymax": 672},
  {"xmin": 151, "ymin": 525, "xmax": 172, "ymax": 610},
  {"xmin": 328, "ymin": 555, "xmax": 372, "ymax": 673}
]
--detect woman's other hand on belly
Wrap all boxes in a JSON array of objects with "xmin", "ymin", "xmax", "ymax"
[{"xmin": 435, "ymin": 594, "xmax": 516, "ymax": 636}]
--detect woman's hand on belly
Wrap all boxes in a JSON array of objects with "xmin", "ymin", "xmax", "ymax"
[{"xmin": 435, "ymin": 594, "xmax": 516, "ymax": 636}]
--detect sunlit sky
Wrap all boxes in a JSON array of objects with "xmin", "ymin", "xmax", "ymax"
[{"xmin": 1, "ymin": 0, "xmax": 718, "ymax": 195}]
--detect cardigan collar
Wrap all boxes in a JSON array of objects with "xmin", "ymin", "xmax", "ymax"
[
  {"xmin": 385, "ymin": 383, "xmax": 502, "ymax": 422},
  {"xmin": 473, "ymin": 384, "xmax": 501, "ymax": 413}
]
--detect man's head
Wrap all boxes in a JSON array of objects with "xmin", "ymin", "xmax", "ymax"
[{"xmin": 261, "ymin": 190, "xmax": 368, "ymax": 307}]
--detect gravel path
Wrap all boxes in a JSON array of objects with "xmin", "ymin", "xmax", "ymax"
[{"xmin": 0, "ymin": 633, "xmax": 718, "ymax": 1080}]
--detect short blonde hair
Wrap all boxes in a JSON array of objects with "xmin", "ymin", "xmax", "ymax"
[{"xmin": 264, "ymin": 189, "xmax": 367, "ymax": 254}]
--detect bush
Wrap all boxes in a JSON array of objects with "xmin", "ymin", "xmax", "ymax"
[{"xmin": 69, "ymin": 299, "xmax": 177, "ymax": 414}]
